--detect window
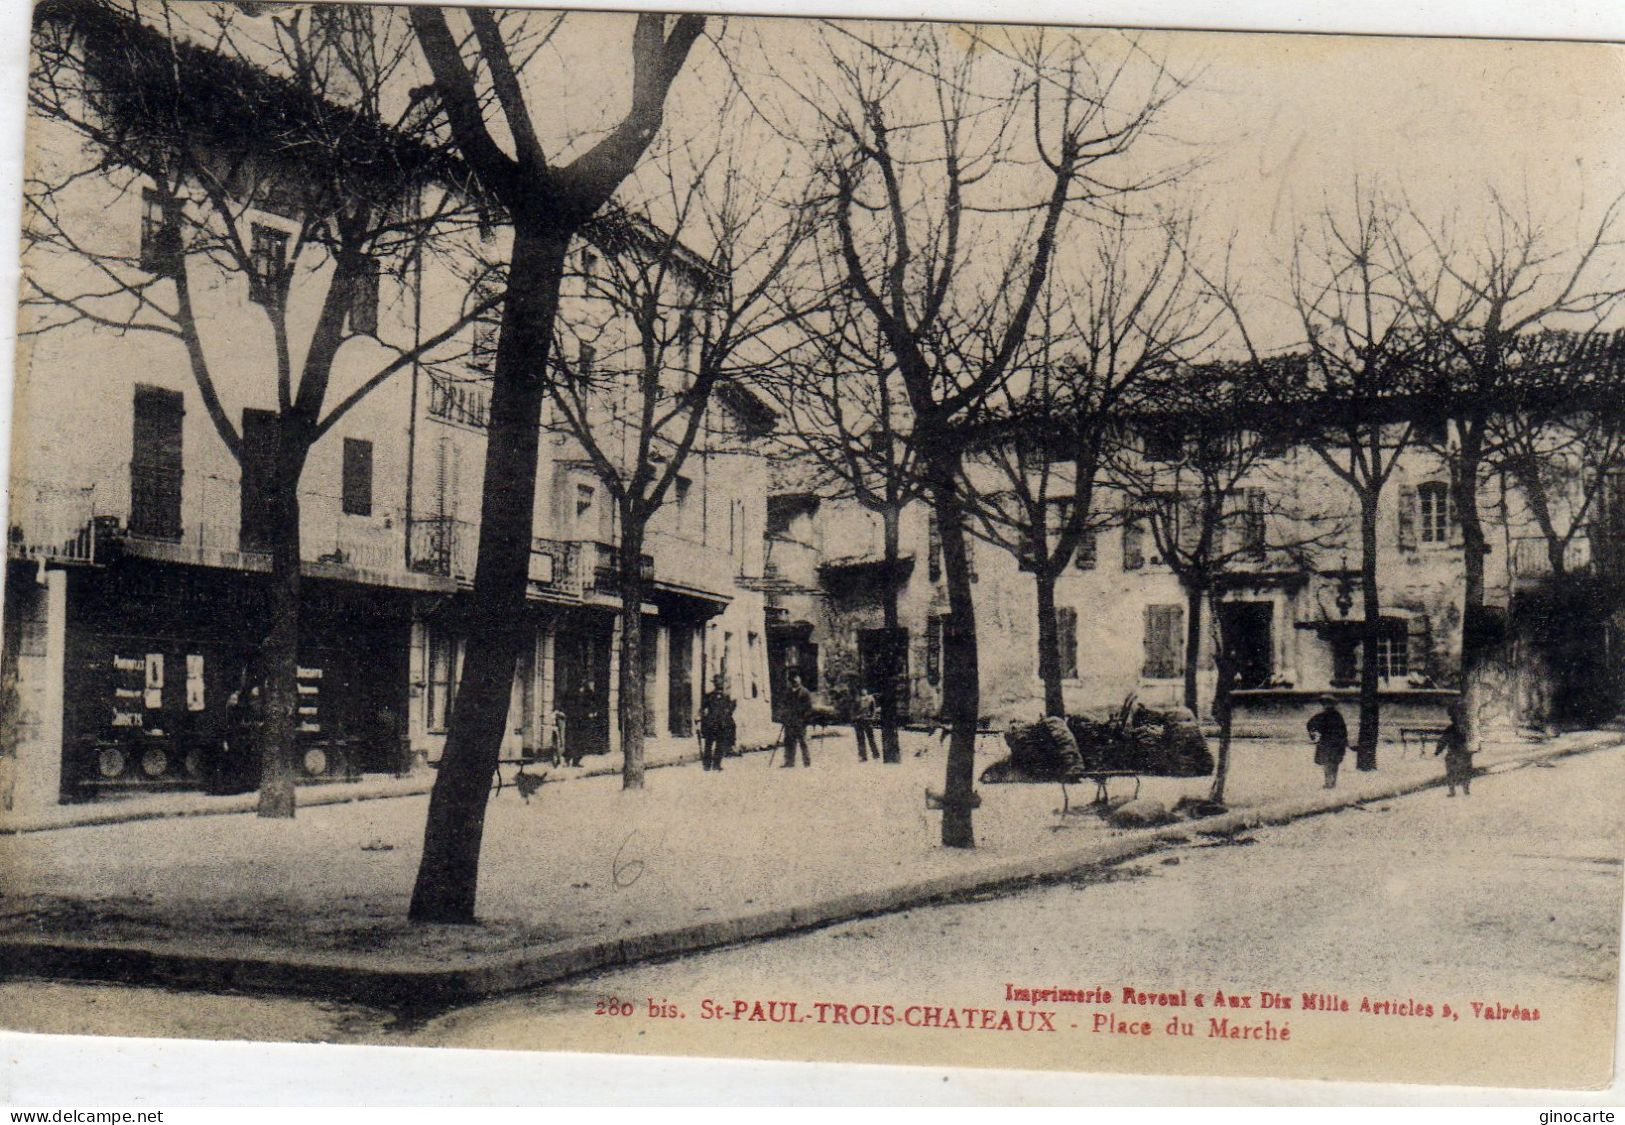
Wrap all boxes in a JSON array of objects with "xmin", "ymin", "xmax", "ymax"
[
  {"xmin": 130, "ymin": 386, "xmax": 184, "ymax": 540},
  {"xmin": 674, "ymin": 476, "xmax": 693, "ymax": 536},
  {"xmin": 342, "ymin": 438, "xmax": 373, "ymax": 517},
  {"xmin": 471, "ymin": 280, "xmax": 500, "ymax": 370},
  {"xmin": 1418, "ymin": 481, "xmax": 1455, "ymax": 544},
  {"xmin": 1375, "ymin": 633, "xmax": 1409, "ymax": 679},
  {"xmin": 1415, "ymin": 416, "xmax": 1449, "ymax": 447},
  {"xmin": 1052, "ymin": 606, "xmax": 1079, "ymax": 680},
  {"xmin": 1074, "ymin": 528, "xmax": 1097, "ymax": 570},
  {"xmin": 139, "ymin": 188, "xmax": 180, "ymax": 276},
  {"xmin": 1240, "ymin": 488, "xmax": 1267, "ymax": 558},
  {"xmin": 580, "ymin": 248, "xmax": 597, "ymax": 283},
  {"xmin": 928, "ymin": 513, "xmax": 942, "ymax": 582},
  {"xmin": 574, "ymin": 482, "xmax": 596, "ymax": 536},
  {"xmin": 249, "ymin": 223, "xmax": 289, "ymax": 307},
  {"xmin": 578, "ymin": 342, "xmax": 595, "ymax": 376},
  {"xmin": 1143, "ymin": 604, "xmax": 1185, "ymax": 679},
  {"xmin": 1122, "ymin": 513, "xmax": 1145, "ymax": 570},
  {"xmin": 426, "ymin": 629, "xmax": 458, "ymax": 733},
  {"xmin": 348, "ymin": 259, "xmax": 379, "ymax": 336}
]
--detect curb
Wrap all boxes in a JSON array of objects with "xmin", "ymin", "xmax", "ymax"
[{"xmin": 2, "ymin": 732, "xmax": 1618, "ymax": 1006}]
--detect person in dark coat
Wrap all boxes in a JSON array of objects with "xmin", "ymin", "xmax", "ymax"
[
  {"xmin": 699, "ymin": 674, "xmax": 736, "ymax": 772},
  {"xmin": 780, "ymin": 670, "xmax": 813, "ymax": 768},
  {"xmin": 852, "ymin": 680, "xmax": 880, "ymax": 762},
  {"xmin": 1435, "ymin": 706, "xmax": 1474, "ymax": 797},
  {"xmin": 1307, "ymin": 694, "xmax": 1348, "ymax": 790}
]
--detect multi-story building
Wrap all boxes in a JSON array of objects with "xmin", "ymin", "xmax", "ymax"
[
  {"xmin": 767, "ymin": 415, "xmax": 1624, "ymax": 738},
  {"xmin": 1, "ymin": 0, "xmax": 774, "ymax": 814}
]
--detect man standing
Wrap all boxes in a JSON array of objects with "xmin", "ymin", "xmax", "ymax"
[
  {"xmin": 699, "ymin": 674, "xmax": 736, "ymax": 772},
  {"xmin": 1307, "ymin": 694, "xmax": 1348, "ymax": 790},
  {"xmin": 780, "ymin": 669, "xmax": 813, "ymax": 768},
  {"xmin": 852, "ymin": 679, "xmax": 880, "ymax": 762}
]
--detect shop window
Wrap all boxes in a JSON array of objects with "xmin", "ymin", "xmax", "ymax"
[{"xmin": 342, "ymin": 438, "xmax": 373, "ymax": 517}]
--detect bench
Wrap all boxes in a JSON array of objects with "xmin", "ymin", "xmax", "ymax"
[{"xmin": 1399, "ymin": 725, "xmax": 1448, "ymax": 756}]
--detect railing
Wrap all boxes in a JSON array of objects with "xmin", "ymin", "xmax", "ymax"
[
  {"xmin": 1509, "ymin": 534, "xmax": 1591, "ymax": 581},
  {"xmin": 582, "ymin": 539, "xmax": 654, "ymax": 595},
  {"xmin": 6, "ymin": 478, "xmax": 106, "ymax": 563},
  {"xmin": 529, "ymin": 536, "xmax": 582, "ymax": 597},
  {"xmin": 409, "ymin": 515, "xmax": 476, "ymax": 581}
]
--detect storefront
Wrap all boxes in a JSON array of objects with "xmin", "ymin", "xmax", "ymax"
[{"xmin": 58, "ymin": 560, "xmax": 411, "ymax": 800}]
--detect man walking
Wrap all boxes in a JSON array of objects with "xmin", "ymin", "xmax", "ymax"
[
  {"xmin": 1307, "ymin": 694, "xmax": 1348, "ymax": 790},
  {"xmin": 852, "ymin": 678, "xmax": 880, "ymax": 762},
  {"xmin": 780, "ymin": 669, "xmax": 813, "ymax": 768},
  {"xmin": 700, "ymin": 674, "xmax": 736, "ymax": 772}
]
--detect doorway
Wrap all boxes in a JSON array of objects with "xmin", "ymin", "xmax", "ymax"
[{"xmin": 1218, "ymin": 601, "xmax": 1273, "ymax": 688}]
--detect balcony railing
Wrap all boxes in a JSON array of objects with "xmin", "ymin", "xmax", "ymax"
[
  {"xmin": 7, "ymin": 479, "xmax": 109, "ymax": 563},
  {"xmin": 1510, "ymin": 534, "xmax": 1591, "ymax": 581},
  {"xmin": 528, "ymin": 536, "xmax": 582, "ymax": 597},
  {"xmin": 409, "ymin": 515, "xmax": 476, "ymax": 581},
  {"xmin": 583, "ymin": 539, "xmax": 654, "ymax": 595}
]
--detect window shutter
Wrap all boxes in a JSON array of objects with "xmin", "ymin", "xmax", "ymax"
[
  {"xmin": 1447, "ymin": 483, "xmax": 1463, "ymax": 547},
  {"xmin": 1123, "ymin": 512, "xmax": 1145, "ymax": 570},
  {"xmin": 1396, "ymin": 483, "xmax": 1417, "ymax": 551},
  {"xmin": 342, "ymin": 438, "xmax": 373, "ymax": 517},
  {"xmin": 928, "ymin": 514, "xmax": 942, "ymax": 582},
  {"xmin": 1074, "ymin": 528, "xmax": 1097, "ymax": 570},
  {"xmin": 965, "ymin": 535, "xmax": 978, "ymax": 583},
  {"xmin": 1143, "ymin": 605, "xmax": 1184, "ymax": 678},
  {"xmin": 1407, "ymin": 615, "xmax": 1432, "ymax": 682},
  {"xmin": 926, "ymin": 614, "xmax": 943, "ymax": 685}
]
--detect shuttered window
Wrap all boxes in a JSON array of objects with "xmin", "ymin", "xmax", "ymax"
[
  {"xmin": 130, "ymin": 386, "xmax": 184, "ymax": 540},
  {"xmin": 1074, "ymin": 528, "xmax": 1097, "ymax": 570},
  {"xmin": 1123, "ymin": 512, "xmax": 1145, "ymax": 570},
  {"xmin": 1143, "ymin": 604, "xmax": 1185, "ymax": 679},
  {"xmin": 342, "ymin": 438, "xmax": 373, "ymax": 517}
]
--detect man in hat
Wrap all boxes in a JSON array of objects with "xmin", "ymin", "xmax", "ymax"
[
  {"xmin": 780, "ymin": 669, "xmax": 813, "ymax": 768},
  {"xmin": 1307, "ymin": 694, "xmax": 1348, "ymax": 789},
  {"xmin": 699, "ymin": 673, "xmax": 736, "ymax": 772}
]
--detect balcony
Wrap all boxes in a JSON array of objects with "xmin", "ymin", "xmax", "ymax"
[
  {"xmin": 409, "ymin": 515, "xmax": 476, "ymax": 582},
  {"xmin": 6, "ymin": 478, "xmax": 114, "ymax": 564},
  {"xmin": 1510, "ymin": 535, "xmax": 1591, "ymax": 584},
  {"xmin": 528, "ymin": 536, "xmax": 582, "ymax": 598},
  {"xmin": 582, "ymin": 539, "xmax": 654, "ymax": 596}
]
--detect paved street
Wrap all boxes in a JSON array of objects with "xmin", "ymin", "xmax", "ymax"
[{"xmin": 4, "ymin": 739, "xmax": 1622, "ymax": 1088}]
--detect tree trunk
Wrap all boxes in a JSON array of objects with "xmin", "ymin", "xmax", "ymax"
[
  {"xmin": 618, "ymin": 520, "xmax": 648, "ymax": 791},
  {"xmin": 254, "ymin": 444, "xmax": 307, "ymax": 819},
  {"xmin": 1182, "ymin": 581, "xmax": 1204, "ymax": 716},
  {"xmin": 930, "ymin": 464, "xmax": 980, "ymax": 848},
  {"xmin": 1356, "ymin": 489, "xmax": 1381, "ymax": 770},
  {"xmin": 880, "ymin": 503, "xmax": 903, "ymax": 764},
  {"xmin": 1452, "ymin": 428, "xmax": 1490, "ymax": 747},
  {"xmin": 1207, "ymin": 593, "xmax": 1235, "ymax": 805},
  {"xmin": 1034, "ymin": 566, "xmax": 1064, "ymax": 718},
  {"xmin": 410, "ymin": 227, "xmax": 566, "ymax": 924}
]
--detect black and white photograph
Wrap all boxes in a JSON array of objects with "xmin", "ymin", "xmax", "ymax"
[{"xmin": 2, "ymin": 0, "xmax": 1625, "ymax": 1104}]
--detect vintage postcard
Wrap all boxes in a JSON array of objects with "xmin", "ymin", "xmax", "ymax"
[{"xmin": 2, "ymin": 0, "xmax": 1624, "ymax": 1101}]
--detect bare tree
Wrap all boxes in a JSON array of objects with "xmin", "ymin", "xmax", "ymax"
[
  {"xmin": 1217, "ymin": 193, "xmax": 1437, "ymax": 771},
  {"xmin": 807, "ymin": 25, "xmax": 1184, "ymax": 846},
  {"xmin": 1393, "ymin": 192, "xmax": 1625, "ymax": 709},
  {"xmin": 1112, "ymin": 362, "xmax": 1334, "ymax": 803},
  {"xmin": 404, "ymin": 7, "xmax": 703, "ymax": 921},
  {"xmin": 768, "ymin": 293, "xmax": 925, "ymax": 764},
  {"xmin": 24, "ymin": 0, "xmax": 490, "ymax": 818},
  {"xmin": 543, "ymin": 128, "xmax": 808, "ymax": 790},
  {"xmin": 962, "ymin": 215, "xmax": 1218, "ymax": 719}
]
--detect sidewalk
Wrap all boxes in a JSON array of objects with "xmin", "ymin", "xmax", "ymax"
[
  {"xmin": 0, "ymin": 729, "xmax": 845, "ymax": 834},
  {"xmin": 1, "ymin": 726, "xmax": 1618, "ymax": 1004}
]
